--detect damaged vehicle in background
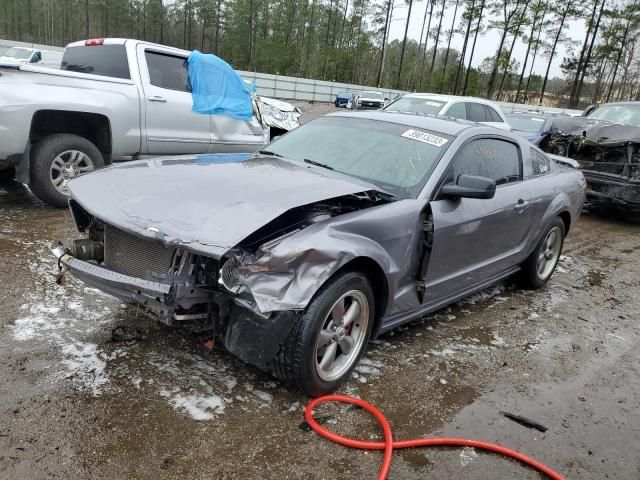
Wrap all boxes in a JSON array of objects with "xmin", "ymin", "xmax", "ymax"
[
  {"xmin": 252, "ymin": 95, "xmax": 301, "ymax": 137},
  {"xmin": 540, "ymin": 101, "xmax": 640, "ymax": 211},
  {"xmin": 505, "ymin": 112, "xmax": 555, "ymax": 145},
  {"xmin": 53, "ymin": 111, "xmax": 586, "ymax": 396}
]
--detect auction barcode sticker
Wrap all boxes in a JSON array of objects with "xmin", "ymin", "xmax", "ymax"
[{"xmin": 401, "ymin": 129, "xmax": 449, "ymax": 147}]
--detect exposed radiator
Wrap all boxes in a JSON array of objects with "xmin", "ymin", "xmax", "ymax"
[{"xmin": 103, "ymin": 225, "xmax": 175, "ymax": 279}]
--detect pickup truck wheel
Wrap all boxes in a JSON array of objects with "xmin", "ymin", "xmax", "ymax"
[
  {"xmin": 30, "ymin": 134, "xmax": 104, "ymax": 208},
  {"xmin": 520, "ymin": 218, "xmax": 565, "ymax": 289},
  {"xmin": 0, "ymin": 166, "xmax": 16, "ymax": 182},
  {"xmin": 273, "ymin": 271, "xmax": 374, "ymax": 397}
]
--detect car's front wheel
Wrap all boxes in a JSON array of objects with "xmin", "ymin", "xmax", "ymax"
[
  {"xmin": 521, "ymin": 217, "xmax": 565, "ymax": 288},
  {"xmin": 274, "ymin": 271, "xmax": 375, "ymax": 397}
]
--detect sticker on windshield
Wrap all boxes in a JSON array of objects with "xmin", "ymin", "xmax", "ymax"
[
  {"xmin": 401, "ymin": 129, "xmax": 449, "ymax": 147},
  {"xmin": 530, "ymin": 117, "xmax": 545, "ymax": 122},
  {"xmin": 424, "ymin": 101, "xmax": 443, "ymax": 107}
]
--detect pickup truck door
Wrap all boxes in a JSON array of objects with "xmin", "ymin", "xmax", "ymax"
[
  {"xmin": 210, "ymin": 113, "xmax": 269, "ymax": 154},
  {"xmin": 136, "ymin": 45, "xmax": 212, "ymax": 154},
  {"xmin": 421, "ymin": 136, "xmax": 535, "ymax": 304}
]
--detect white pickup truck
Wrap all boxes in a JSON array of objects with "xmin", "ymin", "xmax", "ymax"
[{"xmin": 0, "ymin": 38, "xmax": 299, "ymax": 207}]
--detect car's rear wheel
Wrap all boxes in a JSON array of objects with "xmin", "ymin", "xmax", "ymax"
[
  {"xmin": 520, "ymin": 218, "xmax": 565, "ymax": 288},
  {"xmin": 273, "ymin": 271, "xmax": 375, "ymax": 397},
  {"xmin": 30, "ymin": 134, "xmax": 104, "ymax": 208}
]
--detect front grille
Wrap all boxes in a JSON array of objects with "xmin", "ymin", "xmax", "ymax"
[{"xmin": 103, "ymin": 225, "xmax": 175, "ymax": 279}]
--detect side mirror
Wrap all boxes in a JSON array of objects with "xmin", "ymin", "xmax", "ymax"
[
  {"xmin": 441, "ymin": 174, "xmax": 496, "ymax": 200},
  {"xmin": 384, "ymin": 97, "xmax": 390, "ymax": 101}
]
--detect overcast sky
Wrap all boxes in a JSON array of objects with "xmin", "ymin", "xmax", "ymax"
[{"xmin": 385, "ymin": 3, "xmax": 584, "ymax": 79}]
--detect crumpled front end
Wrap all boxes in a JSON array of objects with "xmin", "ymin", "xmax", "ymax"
[
  {"xmin": 255, "ymin": 96, "xmax": 301, "ymax": 133},
  {"xmin": 542, "ymin": 120, "xmax": 640, "ymax": 210},
  {"xmin": 55, "ymin": 188, "xmax": 398, "ymax": 371}
]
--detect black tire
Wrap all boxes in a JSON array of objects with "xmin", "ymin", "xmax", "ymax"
[
  {"xmin": 520, "ymin": 217, "xmax": 566, "ymax": 289},
  {"xmin": 30, "ymin": 134, "xmax": 104, "ymax": 208},
  {"xmin": 273, "ymin": 271, "xmax": 375, "ymax": 397},
  {"xmin": 0, "ymin": 166, "xmax": 16, "ymax": 182}
]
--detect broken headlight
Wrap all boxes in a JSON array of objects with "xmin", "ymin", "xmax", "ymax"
[{"xmin": 218, "ymin": 256, "xmax": 242, "ymax": 293}]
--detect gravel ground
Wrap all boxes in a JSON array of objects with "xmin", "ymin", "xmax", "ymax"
[{"xmin": 1, "ymin": 102, "xmax": 639, "ymax": 479}]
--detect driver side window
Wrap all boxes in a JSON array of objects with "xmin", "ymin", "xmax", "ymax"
[{"xmin": 447, "ymin": 138, "xmax": 521, "ymax": 186}]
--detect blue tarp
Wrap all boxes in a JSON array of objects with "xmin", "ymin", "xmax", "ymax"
[{"xmin": 187, "ymin": 50, "xmax": 253, "ymax": 120}]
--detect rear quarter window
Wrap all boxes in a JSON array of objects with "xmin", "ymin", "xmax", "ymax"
[
  {"xmin": 61, "ymin": 45, "xmax": 130, "ymax": 79},
  {"xmin": 486, "ymin": 106, "xmax": 502, "ymax": 122},
  {"xmin": 445, "ymin": 102, "xmax": 467, "ymax": 119},
  {"xmin": 466, "ymin": 103, "xmax": 487, "ymax": 122},
  {"xmin": 531, "ymin": 148, "xmax": 552, "ymax": 176}
]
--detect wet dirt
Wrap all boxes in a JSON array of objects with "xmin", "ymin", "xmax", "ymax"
[{"xmin": 1, "ymin": 103, "xmax": 640, "ymax": 479}]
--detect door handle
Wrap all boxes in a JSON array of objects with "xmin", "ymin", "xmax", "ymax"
[
  {"xmin": 514, "ymin": 200, "xmax": 530, "ymax": 212},
  {"xmin": 148, "ymin": 96, "xmax": 167, "ymax": 103}
]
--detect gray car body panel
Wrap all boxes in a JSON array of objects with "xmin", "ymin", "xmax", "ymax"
[{"xmin": 60, "ymin": 112, "xmax": 586, "ymax": 338}]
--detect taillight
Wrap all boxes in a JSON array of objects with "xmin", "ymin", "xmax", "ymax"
[{"xmin": 85, "ymin": 39, "xmax": 105, "ymax": 46}]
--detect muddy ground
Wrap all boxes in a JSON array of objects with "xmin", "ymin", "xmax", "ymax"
[{"xmin": 1, "ymin": 102, "xmax": 639, "ymax": 479}]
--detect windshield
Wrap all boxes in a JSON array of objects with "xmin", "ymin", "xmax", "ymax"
[
  {"xmin": 362, "ymin": 91, "xmax": 384, "ymax": 100},
  {"xmin": 588, "ymin": 104, "xmax": 640, "ymax": 127},
  {"xmin": 4, "ymin": 47, "xmax": 32, "ymax": 60},
  {"xmin": 506, "ymin": 116, "xmax": 546, "ymax": 133},
  {"xmin": 384, "ymin": 97, "xmax": 446, "ymax": 115},
  {"xmin": 263, "ymin": 116, "xmax": 451, "ymax": 198}
]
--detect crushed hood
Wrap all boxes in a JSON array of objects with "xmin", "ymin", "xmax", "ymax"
[
  {"xmin": 549, "ymin": 116, "xmax": 640, "ymax": 145},
  {"xmin": 67, "ymin": 154, "xmax": 379, "ymax": 258}
]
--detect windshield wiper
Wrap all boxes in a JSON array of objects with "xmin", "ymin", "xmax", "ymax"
[
  {"xmin": 258, "ymin": 150, "xmax": 283, "ymax": 157},
  {"xmin": 303, "ymin": 158, "xmax": 334, "ymax": 170}
]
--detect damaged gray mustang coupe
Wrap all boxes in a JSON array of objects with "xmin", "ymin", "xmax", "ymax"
[{"xmin": 54, "ymin": 111, "xmax": 586, "ymax": 396}]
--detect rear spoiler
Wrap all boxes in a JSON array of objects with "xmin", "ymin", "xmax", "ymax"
[{"xmin": 547, "ymin": 153, "xmax": 580, "ymax": 169}]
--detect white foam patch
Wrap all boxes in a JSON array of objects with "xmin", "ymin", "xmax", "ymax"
[
  {"xmin": 461, "ymin": 283, "xmax": 506, "ymax": 306},
  {"xmin": 160, "ymin": 389, "xmax": 226, "ymax": 420},
  {"xmin": 59, "ymin": 340, "xmax": 110, "ymax": 396},
  {"xmin": 430, "ymin": 347, "xmax": 457, "ymax": 357}
]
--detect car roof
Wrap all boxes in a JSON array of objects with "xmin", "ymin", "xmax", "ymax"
[
  {"xmin": 505, "ymin": 111, "xmax": 552, "ymax": 118},
  {"xmin": 326, "ymin": 110, "xmax": 475, "ymax": 136},
  {"xmin": 598, "ymin": 101, "xmax": 640, "ymax": 107},
  {"xmin": 399, "ymin": 93, "xmax": 499, "ymax": 106},
  {"xmin": 66, "ymin": 38, "xmax": 191, "ymax": 56}
]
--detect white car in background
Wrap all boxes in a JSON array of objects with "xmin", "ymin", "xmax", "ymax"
[
  {"xmin": 356, "ymin": 90, "xmax": 386, "ymax": 110},
  {"xmin": 384, "ymin": 93, "xmax": 512, "ymax": 131},
  {"xmin": 0, "ymin": 47, "xmax": 42, "ymax": 65},
  {"xmin": 0, "ymin": 47, "xmax": 62, "ymax": 68}
]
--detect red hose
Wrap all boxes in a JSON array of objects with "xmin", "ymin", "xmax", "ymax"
[{"xmin": 305, "ymin": 395, "xmax": 565, "ymax": 480}]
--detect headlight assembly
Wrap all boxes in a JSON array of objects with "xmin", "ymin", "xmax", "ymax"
[{"xmin": 219, "ymin": 256, "xmax": 242, "ymax": 293}]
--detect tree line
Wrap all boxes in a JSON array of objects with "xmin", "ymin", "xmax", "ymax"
[{"xmin": 1, "ymin": 0, "xmax": 639, "ymax": 107}]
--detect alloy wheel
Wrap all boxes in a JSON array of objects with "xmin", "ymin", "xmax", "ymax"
[
  {"xmin": 314, "ymin": 290, "xmax": 369, "ymax": 382},
  {"xmin": 537, "ymin": 226, "xmax": 562, "ymax": 280},
  {"xmin": 50, "ymin": 150, "xmax": 95, "ymax": 195}
]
